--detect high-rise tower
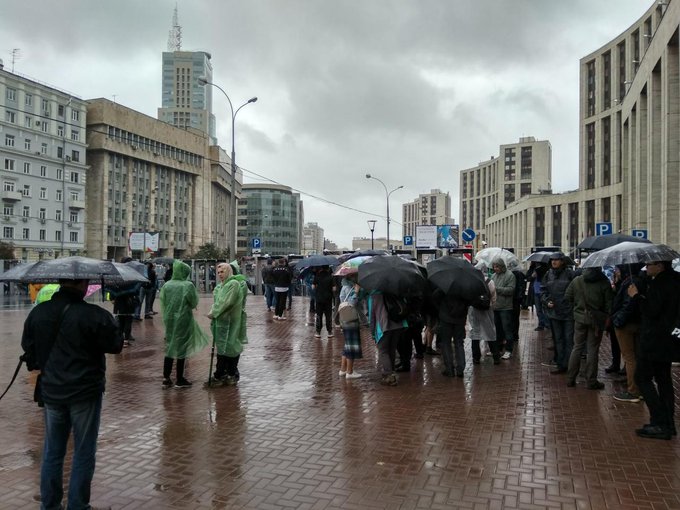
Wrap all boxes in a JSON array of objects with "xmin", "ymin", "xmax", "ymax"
[{"xmin": 158, "ymin": 6, "xmax": 217, "ymax": 143}]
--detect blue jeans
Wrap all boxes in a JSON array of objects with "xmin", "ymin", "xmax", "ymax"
[
  {"xmin": 41, "ymin": 395, "xmax": 102, "ymax": 510},
  {"xmin": 437, "ymin": 321, "xmax": 466, "ymax": 374},
  {"xmin": 550, "ymin": 318, "xmax": 574, "ymax": 370},
  {"xmin": 264, "ymin": 284, "xmax": 276, "ymax": 309}
]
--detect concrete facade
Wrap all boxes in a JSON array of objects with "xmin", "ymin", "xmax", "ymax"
[
  {"xmin": 86, "ymin": 98, "xmax": 212, "ymax": 260},
  {"xmin": 0, "ymin": 67, "xmax": 88, "ymax": 261},
  {"xmin": 302, "ymin": 222, "xmax": 324, "ymax": 255},
  {"xmin": 402, "ymin": 189, "xmax": 454, "ymax": 238}
]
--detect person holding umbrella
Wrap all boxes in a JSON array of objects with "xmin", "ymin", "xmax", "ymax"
[
  {"xmin": 313, "ymin": 265, "xmax": 336, "ymax": 338},
  {"xmin": 159, "ymin": 260, "xmax": 210, "ymax": 388},
  {"xmin": 21, "ymin": 278, "xmax": 122, "ymax": 510},
  {"xmin": 207, "ymin": 263, "xmax": 248, "ymax": 386},
  {"xmin": 627, "ymin": 259, "xmax": 680, "ymax": 439}
]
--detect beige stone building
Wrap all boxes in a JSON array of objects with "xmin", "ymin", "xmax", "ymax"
[
  {"xmin": 302, "ymin": 222, "xmax": 324, "ymax": 255},
  {"xmin": 86, "ymin": 98, "xmax": 217, "ymax": 260},
  {"xmin": 464, "ymin": 0, "xmax": 680, "ymax": 259},
  {"xmin": 402, "ymin": 189, "xmax": 454, "ymax": 238}
]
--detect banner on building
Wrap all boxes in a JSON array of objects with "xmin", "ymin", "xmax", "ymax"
[
  {"xmin": 416, "ymin": 225, "xmax": 437, "ymax": 248},
  {"xmin": 437, "ymin": 224, "xmax": 459, "ymax": 248},
  {"xmin": 128, "ymin": 232, "xmax": 159, "ymax": 253}
]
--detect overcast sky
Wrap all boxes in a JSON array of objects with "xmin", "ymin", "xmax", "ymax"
[{"xmin": 1, "ymin": 1, "xmax": 651, "ymax": 249}]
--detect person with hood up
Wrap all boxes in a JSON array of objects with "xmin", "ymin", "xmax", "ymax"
[
  {"xmin": 468, "ymin": 262, "xmax": 497, "ymax": 364},
  {"xmin": 208, "ymin": 262, "xmax": 248, "ymax": 386},
  {"xmin": 159, "ymin": 260, "xmax": 210, "ymax": 388},
  {"xmin": 564, "ymin": 267, "xmax": 614, "ymax": 389},
  {"xmin": 541, "ymin": 252, "xmax": 576, "ymax": 374},
  {"xmin": 490, "ymin": 257, "xmax": 517, "ymax": 361}
]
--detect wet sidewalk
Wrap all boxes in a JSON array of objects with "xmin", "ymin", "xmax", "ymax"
[{"xmin": 1, "ymin": 296, "xmax": 679, "ymax": 509}]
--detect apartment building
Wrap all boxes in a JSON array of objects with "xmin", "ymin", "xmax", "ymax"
[
  {"xmin": 302, "ymin": 222, "xmax": 324, "ymax": 255},
  {"xmin": 402, "ymin": 189, "xmax": 454, "ymax": 239},
  {"xmin": 0, "ymin": 66, "xmax": 88, "ymax": 261}
]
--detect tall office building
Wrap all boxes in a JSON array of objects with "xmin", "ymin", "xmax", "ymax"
[
  {"xmin": 402, "ymin": 189, "xmax": 454, "ymax": 238},
  {"xmin": 158, "ymin": 51, "xmax": 217, "ymax": 144},
  {"xmin": 302, "ymin": 222, "xmax": 324, "ymax": 255}
]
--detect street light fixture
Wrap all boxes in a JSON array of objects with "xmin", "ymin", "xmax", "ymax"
[
  {"xmin": 367, "ymin": 219, "xmax": 377, "ymax": 250},
  {"xmin": 198, "ymin": 76, "xmax": 257, "ymax": 259},
  {"xmin": 365, "ymin": 174, "xmax": 403, "ymax": 252}
]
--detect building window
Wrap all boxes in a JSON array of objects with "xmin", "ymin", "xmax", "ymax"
[
  {"xmin": 3, "ymin": 227, "xmax": 14, "ymax": 239},
  {"xmin": 71, "ymin": 110, "xmax": 80, "ymax": 122},
  {"xmin": 22, "ymin": 228, "xmax": 29, "ymax": 240},
  {"xmin": 70, "ymin": 130, "xmax": 80, "ymax": 141},
  {"xmin": 69, "ymin": 211, "xmax": 78, "ymax": 222},
  {"xmin": 71, "ymin": 150, "xmax": 80, "ymax": 162},
  {"xmin": 69, "ymin": 231, "xmax": 78, "ymax": 243},
  {"xmin": 55, "ymin": 209, "xmax": 62, "ymax": 221},
  {"xmin": 39, "ymin": 208, "xmax": 46, "ymax": 220},
  {"xmin": 40, "ymin": 188, "xmax": 47, "ymax": 199},
  {"xmin": 57, "ymin": 147, "xmax": 63, "ymax": 158},
  {"xmin": 25, "ymin": 116, "xmax": 32, "ymax": 128},
  {"xmin": 41, "ymin": 143, "xmax": 48, "ymax": 155},
  {"xmin": 56, "ymin": 168, "xmax": 62, "ymax": 180},
  {"xmin": 55, "ymin": 230, "xmax": 62, "ymax": 242},
  {"xmin": 587, "ymin": 60, "xmax": 596, "ymax": 117},
  {"xmin": 3, "ymin": 204, "xmax": 13, "ymax": 216},
  {"xmin": 24, "ymin": 139, "xmax": 31, "ymax": 151},
  {"xmin": 70, "ymin": 171, "xmax": 79, "ymax": 183},
  {"xmin": 5, "ymin": 110, "xmax": 16, "ymax": 123},
  {"xmin": 22, "ymin": 206, "xmax": 30, "ymax": 217},
  {"xmin": 39, "ymin": 229, "xmax": 46, "ymax": 241},
  {"xmin": 22, "ymin": 185, "xmax": 30, "ymax": 197},
  {"xmin": 41, "ymin": 98, "xmax": 49, "ymax": 115},
  {"xmin": 56, "ymin": 189, "xmax": 62, "ymax": 201},
  {"xmin": 57, "ymin": 125, "xmax": 64, "ymax": 137},
  {"xmin": 41, "ymin": 121, "xmax": 49, "ymax": 133},
  {"xmin": 58, "ymin": 104, "xmax": 65, "ymax": 117},
  {"xmin": 40, "ymin": 165, "xmax": 47, "ymax": 177},
  {"xmin": 23, "ymin": 162, "xmax": 30, "ymax": 174},
  {"xmin": 6, "ymin": 88, "xmax": 16, "ymax": 101},
  {"xmin": 4, "ymin": 159, "xmax": 15, "ymax": 171},
  {"xmin": 5, "ymin": 134, "xmax": 15, "ymax": 147},
  {"xmin": 3, "ymin": 181, "xmax": 15, "ymax": 192},
  {"xmin": 25, "ymin": 94, "xmax": 33, "ymax": 107}
]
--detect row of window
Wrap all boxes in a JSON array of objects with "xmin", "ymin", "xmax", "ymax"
[
  {"xmin": 2, "ymin": 204, "xmax": 78, "ymax": 221},
  {"xmin": 4, "ymin": 108, "xmax": 81, "ymax": 139},
  {"xmin": 2, "ymin": 180, "xmax": 81, "ymax": 200},
  {"xmin": 4, "ymin": 87, "xmax": 82, "ymax": 122},
  {"xmin": 106, "ymin": 126, "xmax": 203, "ymax": 167},
  {"xmin": 4, "ymin": 159, "xmax": 80, "ymax": 179},
  {"xmin": 4, "ymin": 134, "xmax": 81, "ymax": 161},
  {"xmin": 2, "ymin": 226, "xmax": 78, "ymax": 242}
]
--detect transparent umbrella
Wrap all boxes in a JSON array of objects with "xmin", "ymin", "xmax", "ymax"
[
  {"xmin": 581, "ymin": 242, "xmax": 680, "ymax": 268},
  {"xmin": 474, "ymin": 247, "xmax": 521, "ymax": 271}
]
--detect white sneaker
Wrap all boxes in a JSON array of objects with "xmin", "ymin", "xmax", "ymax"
[
  {"xmin": 339, "ymin": 370, "xmax": 346, "ymax": 376},
  {"xmin": 501, "ymin": 351, "xmax": 512, "ymax": 360},
  {"xmin": 314, "ymin": 333, "xmax": 321, "ymax": 338},
  {"xmin": 484, "ymin": 351, "xmax": 492, "ymax": 357},
  {"xmin": 327, "ymin": 333, "xmax": 334, "ymax": 338},
  {"xmin": 345, "ymin": 372, "xmax": 362, "ymax": 379}
]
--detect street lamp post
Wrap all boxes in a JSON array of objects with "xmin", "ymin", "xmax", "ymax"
[
  {"xmin": 367, "ymin": 219, "xmax": 377, "ymax": 250},
  {"xmin": 198, "ymin": 77, "xmax": 257, "ymax": 259},
  {"xmin": 365, "ymin": 174, "xmax": 403, "ymax": 252}
]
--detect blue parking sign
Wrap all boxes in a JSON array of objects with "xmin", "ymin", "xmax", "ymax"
[
  {"xmin": 403, "ymin": 235, "xmax": 413, "ymax": 246},
  {"xmin": 252, "ymin": 237, "xmax": 261, "ymax": 249},
  {"xmin": 632, "ymin": 229, "xmax": 648, "ymax": 239},
  {"xmin": 595, "ymin": 222, "xmax": 612, "ymax": 236}
]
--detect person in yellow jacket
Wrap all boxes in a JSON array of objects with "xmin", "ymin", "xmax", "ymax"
[
  {"xmin": 208, "ymin": 262, "xmax": 248, "ymax": 385},
  {"xmin": 159, "ymin": 260, "xmax": 209, "ymax": 388}
]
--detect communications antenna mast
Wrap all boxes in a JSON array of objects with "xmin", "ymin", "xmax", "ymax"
[
  {"xmin": 167, "ymin": 4, "xmax": 182, "ymax": 51},
  {"xmin": 10, "ymin": 48, "xmax": 21, "ymax": 72}
]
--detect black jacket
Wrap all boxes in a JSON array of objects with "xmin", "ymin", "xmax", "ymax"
[
  {"xmin": 635, "ymin": 269, "xmax": 680, "ymax": 362},
  {"xmin": 313, "ymin": 270, "xmax": 335, "ymax": 303},
  {"xmin": 272, "ymin": 264, "xmax": 293, "ymax": 288},
  {"xmin": 541, "ymin": 267, "xmax": 575, "ymax": 320},
  {"xmin": 21, "ymin": 288, "xmax": 123, "ymax": 405},
  {"xmin": 432, "ymin": 288, "xmax": 468, "ymax": 325}
]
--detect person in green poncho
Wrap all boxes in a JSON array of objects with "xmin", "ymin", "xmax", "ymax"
[
  {"xmin": 159, "ymin": 260, "xmax": 209, "ymax": 388},
  {"xmin": 208, "ymin": 262, "xmax": 249, "ymax": 385}
]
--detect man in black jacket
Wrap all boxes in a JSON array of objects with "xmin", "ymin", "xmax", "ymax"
[
  {"xmin": 312, "ymin": 266, "xmax": 336, "ymax": 338},
  {"xmin": 628, "ymin": 260, "xmax": 680, "ymax": 440},
  {"xmin": 21, "ymin": 279, "xmax": 122, "ymax": 510}
]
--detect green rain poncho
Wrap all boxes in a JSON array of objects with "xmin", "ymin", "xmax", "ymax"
[
  {"xmin": 159, "ymin": 260, "xmax": 210, "ymax": 359},
  {"xmin": 210, "ymin": 274, "xmax": 248, "ymax": 357}
]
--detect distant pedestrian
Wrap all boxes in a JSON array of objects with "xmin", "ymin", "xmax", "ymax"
[
  {"xmin": 337, "ymin": 276, "xmax": 363, "ymax": 379},
  {"xmin": 271, "ymin": 258, "xmax": 292, "ymax": 320},
  {"xmin": 368, "ymin": 291, "xmax": 408, "ymax": 386},
  {"xmin": 208, "ymin": 262, "xmax": 248, "ymax": 386},
  {"xmin": 491, "ymin": 257, "xmax": 516, "ymax": 361},
  {"xmin": 313, "ymin": 266, "xmax": 336, "ymax": 338},
  {"xmin": 433, "ymin": 287, "xmax": 469, "ymax": 377},
  {"xmin": 262, "ymin": 257, "xmax": 276, "ymax": 312},
  {"xmin": 159, "ymin": 260, "xmax": 210, "ymax": 388},
  {"xmin": 144, "ymin": 262, "xmax": 157, "ymax": 318},
  {"xmin": 21, "ymin": 278, "xmax": 122, "ymax": 510},
  {"xmin": 541, "ymin": 252, "xmax": 575, "ymax": 374},
  {"xmin": 106, "ymin": 257, "xmax": 141, "ymax": 347},
  {"xmin": 469, "ymin": 263, "xmax": 497, "ymax": 364}
]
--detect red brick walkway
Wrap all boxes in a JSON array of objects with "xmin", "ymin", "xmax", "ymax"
[{"xmin": 1, "ymin": 296, "xmax": 679, "ymax": 509}]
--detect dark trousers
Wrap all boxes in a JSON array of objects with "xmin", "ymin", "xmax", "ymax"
[
  {"xmin": 274, "ymin": 290, "xmax": 288, "ymax": 317},
  {"xmin": 315, "ymin": 301, "xmax": 333, "ymax": 333},
  {"xmin": 397, "ymin": 322, "xmax": 425, "ymax": 367},
  {"xmin": 494, "ymin": 309, "xmax": 516, "ymax": 352},
  {"xmin": 215, "ymin": 354, "xmax": 241, "ymax": 379},
  {"xmin": 512, "ymin": 299, "xmax": 522, "ymax": 340},
  {"xmin": 550, "ymin": 318, "xmax": 574, "ymax": 370},
  {"xmin": 163, "ymin": 357, "xmax": 186, "ymax": 380},
  {"xmin": 635, "ymin": 357, "xmax": 675, "ymax": 431},
  {"xmin": 608, "ymin": 326, "xmax": 621, "ymax": 369},
  {"xmin": 437, "ymin": 321, "xmax": 466, "ymax": 374},
  {"xmin": 378, "ymin": 329, "xmax": 402, "ymax": 375}
]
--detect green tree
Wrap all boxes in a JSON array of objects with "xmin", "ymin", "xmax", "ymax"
[
  {"xmin": 0, "ymin": 241, "xmax": 15, "ymax": 260},
  {"xmin": 192, "ymin": 242, "xmax": 228, "ymax": 260}
]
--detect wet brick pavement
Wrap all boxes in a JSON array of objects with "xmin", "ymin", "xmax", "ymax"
[{"xmin": 1, "ymin": 295, "xmax": 679, "ymax": 509}]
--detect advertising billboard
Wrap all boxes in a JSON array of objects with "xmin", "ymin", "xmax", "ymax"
[
  {"xmin": 437, "ymin": 224, "xmax": 459, "ymax": 248},
  {"xmin": 128, "ymin": 232, "xmax": 159, "ymax": 253},
  {"xmin": 415, "ymin": 225, "xmax": 437, "ymax": 248}
]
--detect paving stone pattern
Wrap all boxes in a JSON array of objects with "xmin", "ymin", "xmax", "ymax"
[{"xmin": 1, "ymin": 296, "xmax": 679, "ymax": 509}]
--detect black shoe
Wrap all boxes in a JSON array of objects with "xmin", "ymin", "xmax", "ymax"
[
  {"xmin": 425, "ymin": 347, "xmax": 440, "ymax": 356},
  {"xmin": 566, "ymin": 380, "xmax": 576, "ymax": 387},
  {"xmin": 162, "ymin": 378, "xmax": 173, "ymax": 389},
  {"xmin": 414, "ymin": 352, "xmax": 424, "ymax": 359},
  {"xmin": 534, "ymin": 326, "xmax": 544, "ymax": 331},
  {"xmin": 635, "ymin": 425, "xmax": 672, "ymax": 440},
  {"xmin": 550, "ymin": 367, "xmax": 567, "ymax": 374},
  {"xmin": 587, "ymin": 381, "xmax": 605, "ymax": 390},
  {"xmin": 144, "ymin": 314, "xmax": 153, "ymax": 319},
  {"xmin": 395, "ymin": 364, "xmax": 410, "ymax": 373},
  {"xmin": 455, "ymin": 371, "xmax": 464, "ymax": 378},
  {"xmin": 175, "ymin": 378, "xmax": 193, "ymax": 388},
  {"xmin": 604, "ymin": 365, "xmax": 620, "ymax": 374}
]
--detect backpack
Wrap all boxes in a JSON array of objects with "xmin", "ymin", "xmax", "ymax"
[
  {"xmin": 383, "ymin": 293, "xmax": 409, "ymax": 322},
  {"xmin": 471, "ymin": 278, "xmax": 491, "ymax": 310},
  {"xmin": 338, "ymin": 301, "xmax": 359, "ymax": 323}
]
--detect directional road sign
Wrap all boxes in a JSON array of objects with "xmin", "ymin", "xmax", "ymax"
[{"xmin": 461, "ymin": 228, "xmax": 476, "ymax": 243}]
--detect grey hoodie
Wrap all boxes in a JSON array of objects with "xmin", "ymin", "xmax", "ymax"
[{"xmin": 490, "ymin": 257, "xmax": 516, "ymax": 311}]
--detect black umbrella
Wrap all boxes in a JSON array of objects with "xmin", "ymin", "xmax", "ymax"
[
  {"xmin": 0, "ymin": 256, "xmax": 149, "ymax": 285},
  {"xmin": 357, "ymin": 255, "xmax": 427, "ymax": 296},
  {"xmin": 523, "ymin": 251, "xmax": 575, "ymax": 265},
  {"xmin": 337, "ymin": 249, "xmax": 389, "ymax": 264},
  {"xmin": 577, "ymin": 233, "xmax": 651, "ymax": 251},
  {"xmin": 152, "ymin": 256, "xmax": 176, "ymax": 265},
  {"xmin": 426, "ymin": 256, "xmax": 486, "ymax": 301},
  {"xmin": 581, "ymin": 242, "xmax": 680, "ymax": 268},
  {"xmin": 293, "ymin": 254, "xmax": 339, "ymax": 275}
]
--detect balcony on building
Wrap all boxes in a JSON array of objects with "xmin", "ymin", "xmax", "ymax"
[
  {"xmin": 69, "ymin": 199, "xmax": 86, "ymax": 209},
  {"xmin": 1, "ymin": 190, "xmax": 23, "ymax": 202}
]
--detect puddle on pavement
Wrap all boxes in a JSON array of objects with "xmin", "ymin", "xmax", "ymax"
[{"xmin": 0, "ymin": 449, "xmax": 39, "ymax": 471}]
